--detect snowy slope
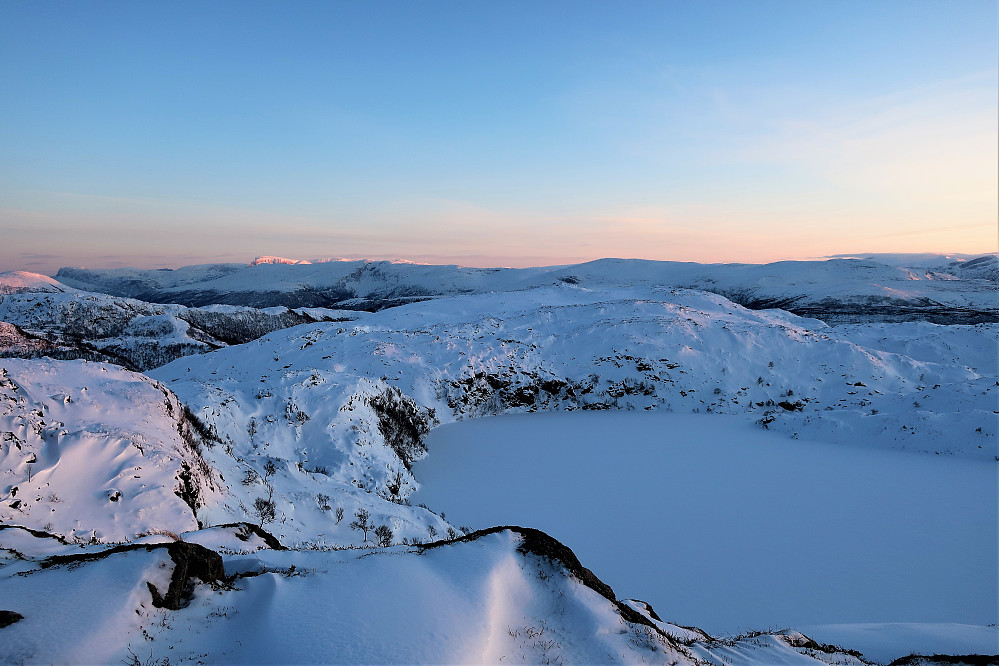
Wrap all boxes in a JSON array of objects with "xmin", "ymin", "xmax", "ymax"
[
  {"xmin": 2, "ymin": 282, "xmax": 993, "ymax": 556},
  {"xmin": 830, "ymin": 253, "xmax": 999, "ymax": 281},
  {"xmin": 0, "ymin": 273, "xmax": 357, "ymax": 370},
  {"xmin": 0, "ymin": 358, "xmax": 221, "ymax": 542},
  {"xmin": 137, "ymin": 285, "xmax": 999, "ymax": 548},
  {"xmin": 0, "ymin": 271, "xmax": 75, "ymax": 295},
  {"xmin": 54, "ymin": 254, "xmax": 999, "ymax": 322},
  {"xmin": 0, "ymin": 525, "xmax": 873, "ymax": 665}
]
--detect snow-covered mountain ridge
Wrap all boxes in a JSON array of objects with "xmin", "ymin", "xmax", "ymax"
[
  {"xmin": 54, "ymin": 254, "xmax": 999, "ymax": 323},
  {"xmin": 0, "ymin": 272, "xmax": 357, "ymax": 370}
]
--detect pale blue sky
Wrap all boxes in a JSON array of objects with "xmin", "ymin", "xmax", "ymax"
[{"xmin": 1, "ymin": 1, "xmax": 996, "ymax": 272}]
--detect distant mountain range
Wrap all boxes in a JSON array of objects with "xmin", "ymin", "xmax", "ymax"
[{"xmin": 52, "ymin": 253, "xmax": 999, "ymax": 323}]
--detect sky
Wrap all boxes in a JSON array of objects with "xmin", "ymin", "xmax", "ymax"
[{"xmin": 1, "ymin": 0, "xmax": 996, "ymax": 273}]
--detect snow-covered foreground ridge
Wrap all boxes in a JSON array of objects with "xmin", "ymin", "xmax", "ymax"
[
  {"xmin": 1, "ymin": 523, "xmax": 881, "ymax": 665},
  {"xmin": 0, "ymin": 256, "xmax": 997, "ymax": 663}
]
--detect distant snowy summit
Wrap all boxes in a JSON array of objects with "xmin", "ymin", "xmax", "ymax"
[
  {"xmin": 249, "ymin": 256, "xmax": 313, "ymax": 265},
  {"xmin": 0, "ymin": 271, "xmax": 75, "ymax": 295},
  {"xmin": 250, "ymin": 255, "xmax": 429, "ymax": 266},
  {"xmin": 52, "ymin": 254, "xmax": 999, "ymax": 323}
]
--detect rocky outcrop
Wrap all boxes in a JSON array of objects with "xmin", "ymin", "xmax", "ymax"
[
  {"xmin": 421, "ymin": 525, "xmax": 668, "ymax": 634},
  {"xmin": 42, "ymin": 541, "xmax": 224, "ymax": 610},
  {"xmin": 368, "ymin": 386, "xmax": 437, "ymax": 471},
  {"xmin": 0, "ymin": 611, "xmax": 23, "ymax": 628}
]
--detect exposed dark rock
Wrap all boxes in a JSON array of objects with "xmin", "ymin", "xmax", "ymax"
[
  {"xmin": 484, "ymin": 374, "xmax": 512, "ymax": 390},
  {"xmin": 539, "ymin": 379, "xmax": 568, "ymax": 394},
  {"xmin": 212, "ymin": 522, "xmax": 287, "ymax": 550},
  {"xmin": 777, "ymin": 631, "xmax": 866, "ymax": 659},
  {"xmin": 173, "ymin": 404, "xmax": 221, "ymax": 521},
  {"xmin": 503, "ymin": 385, "xmax": 538, "ymax": 407},
  {"xmin": 629, "ymin": 598, "xmax": 663, "ymax": 621},
  {"xmin": 0, "ymin": 291, "xmax": 359, "ymax": 372},
  {"xmin": 419, "ymin": 526, "xmax": 663, "ymax": 633},
  {"xmin": 174, "ymin": 462, "xmax": 200, "ymax": 515},
  {"xmin": 888, "ymin": 655, "xmax": 999, "ymax": 666},
  {"xmin": 0, "ymin": 320, "xmax": 137, "ymax": 369},
  {"xmin": 368, "ymin": 386, "xmax": 436, "ymax": 470},
  {"xmin": 721, "ymin": 290, "xmax": 999, "ymax": 325},
  {"xmin": 625, "ymin": 600, "xmax": 713, "ymax": 643},
  {"xmin": 0, "ymin": 524, "xmax": 71, "ymax": 544},
  {"xmin": 42, "ymin": 541, "xmax": 224, "ymax": 611},
  {"xmin": 0, "ymin": 610, "xmax": 23, "ymax": 628},
  {"xmin": 179, "ymin": 405, "xmax": 222, "ymax": 450}
]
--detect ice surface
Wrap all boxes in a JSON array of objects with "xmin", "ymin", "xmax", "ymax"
[{"xmin": 413, "ymin": 412, "xmax": 998, "ymax": 635}]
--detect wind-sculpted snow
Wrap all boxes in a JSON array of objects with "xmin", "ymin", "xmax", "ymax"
[
  {"xmin": 54, "ymin": 253, "xmax": 999, "ymax": 322},
  {"xmin": 140, "ymin": 285, "xmax": 997, "ymax": 548},
  {"xmin": 0, "ymin": 525, "xmax": 872, "ymax": 665},
  {"xmin": 0, "ymin": 358, "xmax": 222, "ymax": 542}
]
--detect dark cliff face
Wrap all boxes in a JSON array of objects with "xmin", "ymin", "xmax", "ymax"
[{"xmin": 724, "ymin": 294, "xmax": 999, "ymax": 325}]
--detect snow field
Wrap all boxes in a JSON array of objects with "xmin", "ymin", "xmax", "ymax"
[
  {"xmin": 412, "ymin": 412, "xmax": 997, "ymax": 643},
  {"xmin": 0, "ymin": 527, "xmax": 872, "ymax": 665}
]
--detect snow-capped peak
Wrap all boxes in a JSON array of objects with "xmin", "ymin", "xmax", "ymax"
[
  {"xmin": 249, "ymin": 256, "xmax": 312, "ymax": 266},
  {"xmin": 0, "ymin": 271, "xmax": 74, "ymax": 295}
]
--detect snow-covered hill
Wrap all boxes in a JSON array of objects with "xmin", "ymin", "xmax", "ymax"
[
  {"xmin": 4, "ymin": 284, "xmax": 992, "ymax": 547},
  {"xmin": 0, "ymin": 271, "xmax": 74, "ymax": 295},
  {"xmin": 54, "ymin": 254, "xmax": 999, "ymax": 323},
  {"xmin": 0, "ymin": 358, "xmax": 220, "ymax": 542},
  {"xmin": 0, "ymin": 273, "xmax": 357, "ymax": 370}
]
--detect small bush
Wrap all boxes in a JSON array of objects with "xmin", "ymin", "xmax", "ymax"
[
  {"xmin": 350, "ymin": 509, "xmax": 371, "ymax": 542},
  {"xmin": 374, "ymin": 524, "xmax": 393, "ymax": 547},
  {"xmin": 253, "ymin": 497, "xmax": 276, "ymax": 527}
]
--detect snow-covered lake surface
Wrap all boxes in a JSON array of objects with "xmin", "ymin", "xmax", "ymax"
[{"xmin": 413, "ymin": 412, "xmax": 997, "ymax": 636}]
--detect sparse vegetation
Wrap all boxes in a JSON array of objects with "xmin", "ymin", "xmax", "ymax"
[
  {"xmin": 350, "ymin": 509, "xmax": 372, "ymax": 542},
  {"xmin": 253, "ymin": 497, "xmax": 276, "ymax": 527},
  {"xmin": 368, "ymin": 386, "xmax": 436, "ymax": 471},
  {"xmin": 374, "ymin": 524, "xmax": 393, "ymax": 547}
]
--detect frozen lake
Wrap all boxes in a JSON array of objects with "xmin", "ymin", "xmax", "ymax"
[{"xmin": 412, "ymin": 412, "xmax": 997, "ymax": 634}]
